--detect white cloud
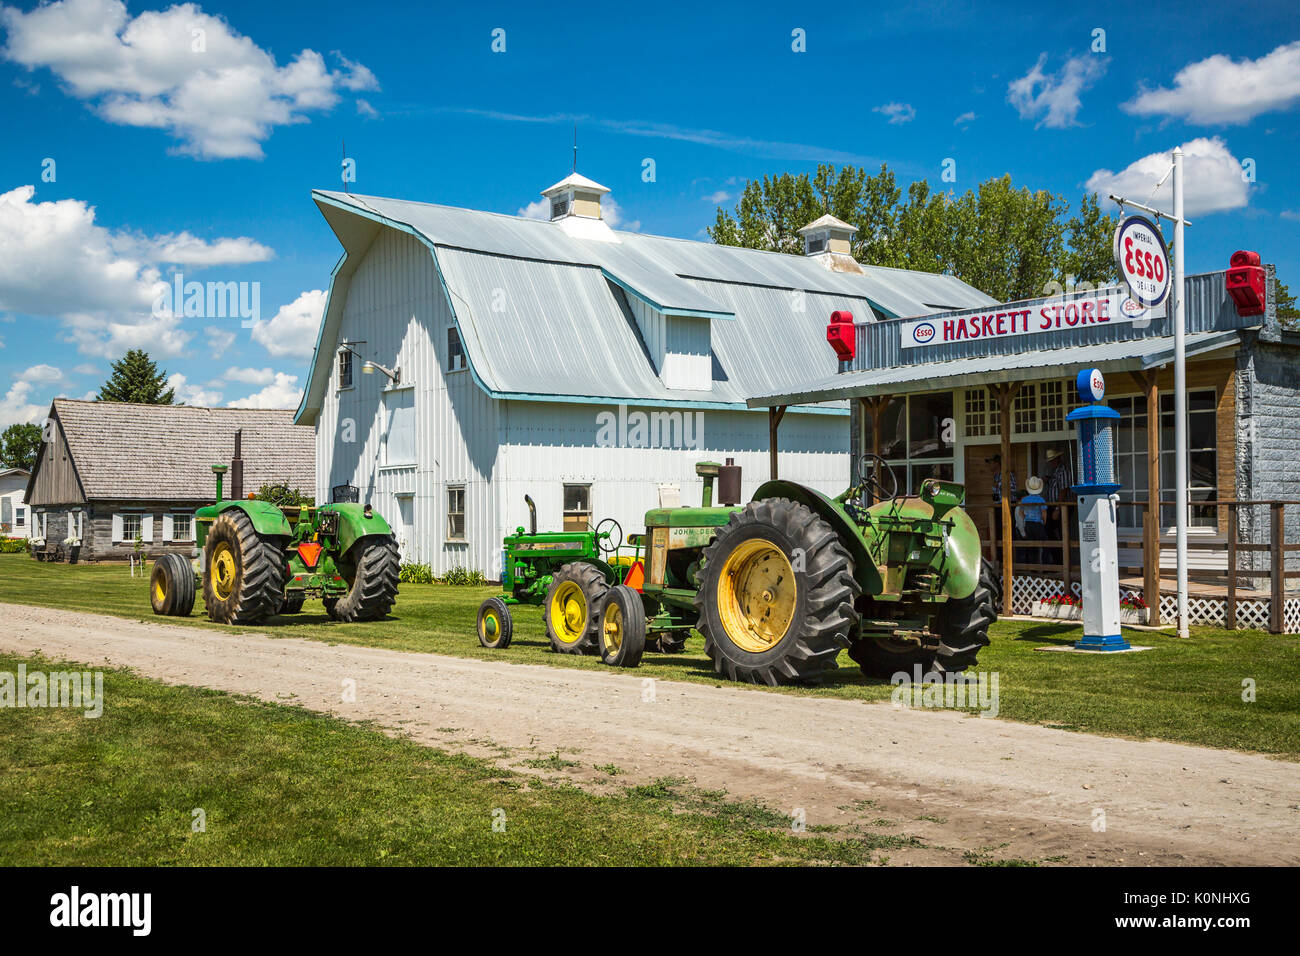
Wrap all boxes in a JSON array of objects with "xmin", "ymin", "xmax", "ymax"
[
  {"xmin": 1281, "ymin": 210, "xmax": 1300, "ymax": 222},
  {"xmin": 19, "ymin": 363, "xmax": 63, "ymax": 385},
  {"xmin": 1008, "ymin": 53, "xmax": 1107, "ymax": 128},
  {"xmin": 205, "ymin": 326, "xmax": 236, "ymax": 358},
  {"xmin": 166, "ymin": 371, "xmax": 221, "ymax": 406},
  {"xmin": 356, "ymin": 98, "xmax": 379, "ymax": 119},
  {"xmin": 224, "ymin": 365, "xmax": 275, "ymax": 385},
  {"xmin": 73, "ymin": 363, "xmax": 99, "ymax": 375},
  {"xmin": 954, "ymin": 111, "xmax": 977, "ymax": 126},
  {"xmin": 1125, "ymin": 42, "xmax": 1300, "ymax": 126},
  {"xmin": 226, "ymin": 371, "xmax": 301, "ymax": 409},
  {"xmin": 249, "ymin": 289, "xmax": 325, "ymax": 358},
  {"xmin": 0, "ymin": 379, "xmax": 43, "ymax": 425},
  {"xmin": 0, "ymin": 184, "xmax": 273, "ymax": 357},
  {"xmin": 517, "ymin": 198, "xmax": 548, "ymax": 220},
  {"xmin": 873, "ymin": 102, "xmax": 915, "ymax": 125},
  {"xmin": 1085, "ymin": 137, "xmax": 1250, "ymax": 218},
  {"xmin": 0, "ymin": 0, "xmax": 379, "ymax": 159},
  {"xmin": 703, "ymin": 190, "xmax": 731, "ymax": 204},
  {"xmin": 134, "ymin": 231, "xmax": 273, "ymax": 266}
]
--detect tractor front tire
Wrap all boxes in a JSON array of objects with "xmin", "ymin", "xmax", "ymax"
[
  {"xmin": 151, "ymin": 553, "xmax": 195, "ymax": 617},
  {"xmin": 279, "ymin": 591, "xmax": 306, "ymax": 615},
  {"xmin": 695, "ymin": 498, "xmax": 860, "ymax": 686},
  {"xmin": 327, "ymin": 535, "xmax": 400, "ymax": 622},
  {"xmin": 598, "ymin": 585, "xmax": 646, "ymax": 668},
  {"xmin": 477, "ymin": 597, "xmax": 514, "ymax": 649},
  {"xmin": 545, "ymin": 562, "xmax": 608, "ymax": 655},
  {"xmin": 202, "ymin": 510, "xmax": 286, "ymax": 625}
]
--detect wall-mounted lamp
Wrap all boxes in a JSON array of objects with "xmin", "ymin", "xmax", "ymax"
[{"xmin": 362, "ymin": 360, "xmax": 400, "ymax": 385}]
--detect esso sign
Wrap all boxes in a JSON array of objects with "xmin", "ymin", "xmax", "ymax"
[
  {"xmin": 1076, "ymin": 367, "xmax": 1106, "ymax": 402},
  {"xmin": 1113, "ymin": 215, "xmax": 1170, "ymax": 308}
]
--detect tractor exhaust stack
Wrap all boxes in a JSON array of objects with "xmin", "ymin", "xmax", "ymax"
[
  {"xmin": 718, "ymin": 458, "xmax": 742, "ymax": 506},
  {"xmin": 525, "ymin": 495, "xmax": 537, "ymax": 535},
  {"xmin": 230, "ymin": 430, "xmax": 244, "ymax": 500}
]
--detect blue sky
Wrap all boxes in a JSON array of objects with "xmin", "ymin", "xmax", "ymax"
[{"xmin": 1, "ymin": 0, "xmax": 1297, "ymax": 427}]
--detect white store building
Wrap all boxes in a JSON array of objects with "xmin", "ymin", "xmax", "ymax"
[{"xmin": 295, "ymin": 174, "xmax": 994, "ymax": 577}]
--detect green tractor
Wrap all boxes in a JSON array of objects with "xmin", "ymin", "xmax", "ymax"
[
  {"xmin": 476, "ymin": 495, "xmax": 631, "ymax": 657},
  {"xmin": 634, "ymin": 458, "xmax": 1000, "ymax": 685},
  {"xmin": 150, "ymin": 438, "xmax": 400, "ymax": 624},
  {"xmin": 477, "ymin": 458, "xmax": 999, "ymax": 686}
]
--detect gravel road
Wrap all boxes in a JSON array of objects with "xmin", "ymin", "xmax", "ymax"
[{"xmin": 2, "ymin": 602, "xmax": 1296, "ymax": 866}]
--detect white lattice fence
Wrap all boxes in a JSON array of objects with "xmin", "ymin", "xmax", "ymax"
[
  {"xmin": 1286, "ymin": 599, "xmax": 1300, "ymax": 634},
  {"xmin": 1011, "ymin": 575, "xmax": 1079, "ymax": 614}
]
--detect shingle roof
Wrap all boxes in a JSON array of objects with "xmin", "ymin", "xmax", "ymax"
[{"xmin": 49, "ymin": 399, "xmax": 315, "ymax": 502}]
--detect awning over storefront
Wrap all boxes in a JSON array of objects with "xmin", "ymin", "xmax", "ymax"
[{"xmin": 746, "ymin": 329, "xmax": 1242, "ymax": 407}]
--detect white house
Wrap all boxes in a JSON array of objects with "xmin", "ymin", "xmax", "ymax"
[
  {"xmin": 1, "ymin": 467, "xmax": 32, "ymax": 539},
  {"xmin": 294, "ymin": 174, "xmax": 995, "ymax": 576}
]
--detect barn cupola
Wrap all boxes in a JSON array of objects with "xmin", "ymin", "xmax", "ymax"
[
  {"xmin": 798, "ymin": 214, "xmax": 862, "ymax": 274},
  {"xmin": 541, "ymin": 171, "xmax": 618, "ymax": 242}
]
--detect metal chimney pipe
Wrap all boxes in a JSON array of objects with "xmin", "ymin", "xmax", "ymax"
[{"xmin": 230, "ymin": 429, "xmax": 244, "ymax": 501}]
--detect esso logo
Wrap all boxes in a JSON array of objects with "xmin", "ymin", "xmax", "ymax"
[
  {"xmin": 1075, "ymin": 367, "xmax": 1106, "ymax": 402},
  {"xmin": 1114, "ymin": 216, "xmax": 1170, "ymax": 308},
  {"xmin": 1120, "ymin": 297, "xmax": 1147, "ymax": 318},
  {"xmin": 912, "ymin": 322, "xmax": 936, "ymax": 344}
]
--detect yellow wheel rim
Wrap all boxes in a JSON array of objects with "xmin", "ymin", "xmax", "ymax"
[
  {"xmin": 153, "ymin": 578, "xmax": 166, "ymax": 604},
  {"xmin": 483, "ymin": 610, "xmax": 499, "ymax": 640},
  {"xmin": 717, "ymin": 539, "xmax": 797, "ymax": 654},
  {"xmin": 211, "ymin": 543, "xmax": 238, "ymax": 601},
  {"xmin": 603, "ymin": 601, "xmax": 624, "ymax": 654},
  {"xmin": 550, "ymin": 581, "xmax": 588, "ymax": 646}
]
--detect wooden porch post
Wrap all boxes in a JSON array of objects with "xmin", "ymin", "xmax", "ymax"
[
  {"xmin": 857, "ymin": 395, "xmax": 889, "ymax": 495},
  {"xmin": 1131, "ymin": 370, "xmax": 1162, "ymax": 626},
  {"xmin": 768, "ymin": 405, "xmax": 787, "ymax": 480},
  {"xmin": 990, "ymin": 383, "xmax": 1019, "ymax": 616}
]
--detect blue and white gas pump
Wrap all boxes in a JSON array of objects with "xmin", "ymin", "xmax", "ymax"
[{"xmin": 1066, "ymin": 369, "xmax": 1129, "ymax": 651}]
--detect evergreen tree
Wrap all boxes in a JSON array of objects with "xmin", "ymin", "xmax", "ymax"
[{"xmin": 97, "ymin": 349, "xmax": 176, "ymax": 405}]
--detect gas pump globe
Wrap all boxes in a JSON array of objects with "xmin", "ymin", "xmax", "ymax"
[{"xmin": 1065, "ymin": 368, "xmax": 1128, "ymax": 651}]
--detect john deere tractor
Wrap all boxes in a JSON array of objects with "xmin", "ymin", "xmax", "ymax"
[
  {"xmin": 476, "ymin": 494, "xmax": 629, "ymax": 658},
  {"xmin": 630, "ymin": 458, "xmax": 999, "ymax": 685},
  {"xmin": 150, "ymin": 434, "xmax": 399, "ymax": 624}
]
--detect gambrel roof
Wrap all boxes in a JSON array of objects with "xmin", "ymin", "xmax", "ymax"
[{"xmin": 296, "ymin": 190, "xmax": 996, "ymax": 425}]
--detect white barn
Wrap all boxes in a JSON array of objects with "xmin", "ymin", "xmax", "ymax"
[{"xmin": 294, "ymin": 175, "xmax": 994, "ymax": 577}]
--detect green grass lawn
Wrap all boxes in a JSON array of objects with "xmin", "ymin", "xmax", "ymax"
[
  {"xmin": 2, "ymin": 554, "xmax": 1298, "ymax": 759},
  {"xmin": 0, "ymin": 650, "xmax": 918, "ymax": 866}
]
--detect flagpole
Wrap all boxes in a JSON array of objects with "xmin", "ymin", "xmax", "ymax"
[{"xmin": 1173, "ymin": 146, "xmax": 1189, "ymax": 639}]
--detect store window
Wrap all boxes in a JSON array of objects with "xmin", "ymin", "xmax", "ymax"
[
  {"xmin": 963, "ymin": 389, "xmax": 989, "ymax": 438},
  {"xmin": 1013, "ymin": 384, "xmax": 1038, "ymax": 434},
  {"xmin": 1110, "ymin": 389, "xmax": 1217, "ymax": 530},
  {"xmin": 563, "ymin": 483, "xmax": 592, "ymax": 532},
  {"xmin": 1039, "ymin": 380, "xmax": 1066, "ymax": 432},
  {"xmin": 863, "ymin": 394, "xmax": 955, "ymax": 495}
]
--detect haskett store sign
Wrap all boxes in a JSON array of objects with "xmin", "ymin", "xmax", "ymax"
[{"xmin": 900, "ymin": 290, "xmax": 1166, "ymax": 350}]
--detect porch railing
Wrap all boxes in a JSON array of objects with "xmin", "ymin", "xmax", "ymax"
[{"xmin": 963, "ymin": 497, "xmax": 1300, "ymax": 633}]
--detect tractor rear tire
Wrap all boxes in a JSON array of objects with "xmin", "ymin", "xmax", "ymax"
[
  {"xmin": 598, "ymin": 585, "xmax": 646, "ymax": 667},
  {"xmin": 477, "ymin": 597, "xmax": 514, "ymax": 649},
  {"xmin": 848, "ymin": 557, "xmax": 1000, "ymax": 679},
  {"xmin": 151, "ymin": 553, "xmax": 195, "ymax": 617},
  {"xmin": 202, "ymin": 510, "xmax": 286, "ymax": 625},
  {"xmin": 279, "ymin": 591, "xmax": 306, "ymax": 614},
  {"xmin": 327, "ymin": 535, "xmax": 400, "ymax": 622},
  {"xmin": 695, "ymin": 498, "xmax": 860, "ymax": 686},
  {"xmin": 545, "ymin": 562, "xmax": 608, "ymax": 655}
]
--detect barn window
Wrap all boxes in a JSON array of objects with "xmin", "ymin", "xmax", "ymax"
[
  {"xmin": 446, "ymin": 486, "xmax": 465, "ymax": 541},
  {"xmin": 563, "ymin": 484, "xmax": 591, "ymax": 533},
  {"xmin": 338, "ymin": 349, "xmax": 353, "ymax": 389},
  {"xmin": 447, "ymin": 328, "xmax": 466, "ymax": 372}
]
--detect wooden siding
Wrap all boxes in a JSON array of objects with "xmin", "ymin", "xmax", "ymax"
[{"xmin": 26, "ymin": 413, "xmax": 86, "ymax": 506}]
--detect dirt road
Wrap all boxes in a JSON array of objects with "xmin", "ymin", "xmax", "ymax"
[{"xmin": 2, "ymin": 602, "xmax": 1296, "ymax": 866}]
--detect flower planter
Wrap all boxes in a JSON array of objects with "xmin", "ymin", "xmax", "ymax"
[
  {"xmin": 68, "ymin": 545, "xmax": 81, "ymax": 565},
  {"xmin": 1033, "ymin": 600, "xmax": 1081, "ymax": 621},
  {"xmin": 1033, "ymin": 599, "xmax": 1149, "ymax": 624}
]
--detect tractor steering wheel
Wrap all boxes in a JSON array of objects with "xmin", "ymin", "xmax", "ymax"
[
  {"xmin": 595, "ymin": 517, "xmax": 623, "ymax": 554},
  {"xmin": 857, "ymin": 453, "xmax": 899, "ymax": 502}
]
